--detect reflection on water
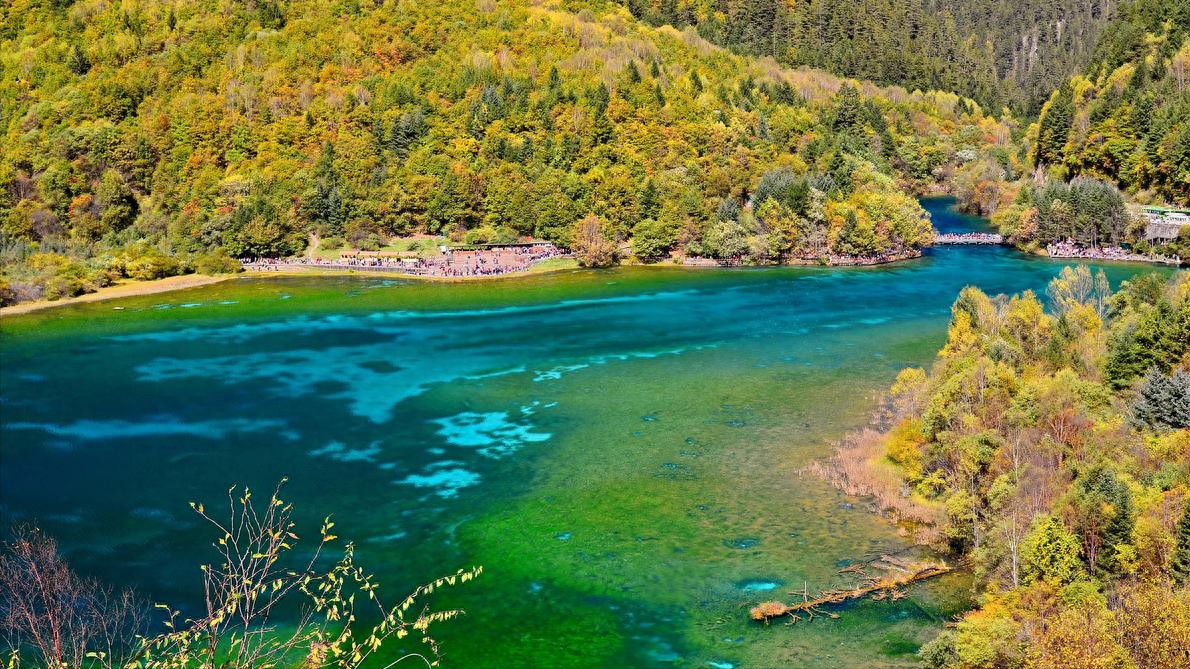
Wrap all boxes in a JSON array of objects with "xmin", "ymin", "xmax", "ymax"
[{"xmin": 0, "ymin": 198, "xmax": 1171, "ymax": 667}]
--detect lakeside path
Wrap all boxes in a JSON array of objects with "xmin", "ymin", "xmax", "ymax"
[{"xmin": 0, "ymin": 274, "xmax": 233, "ymax": 317}]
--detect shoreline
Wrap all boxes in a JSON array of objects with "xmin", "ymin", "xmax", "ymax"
[
  {"xmin": 0, "ymin": 260, "xmax": 582, "ymax": 317},
  {"xmin": 0, "ymin": 274, "xmax": 234, "ymax": 317},
  {"xmin": 0, "ymin": 251, "xmax": 934, "ymax": 316},
  {"xmin": 1040, "ymin": 250, "xmax": 1183, "ymax": 266}
]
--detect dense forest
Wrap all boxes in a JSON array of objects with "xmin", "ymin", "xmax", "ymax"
[
  {"xmin": 1, "ymin": 0, "xmax": 1019, "ymax": 303},
  {"xmin": 627, "ymin": 0, "xmax": 1092, "ymax": 114},
  {"xmin": 631, "ymin": 0, "xmax": 1190, "ymax": 219},
  {"xmin": 1029, "ymin": 3, "xmax": 1190, "ymax": 206},
  {"xmin": 626, "ymin": 0, "xmax": 1190, "ymax": 116},
  {"xmin": 942, "ymin": 0, "xmax": 1190, "ymax": 254},
  {"xmin": 862, "ymin": 268, "xmax": 1190, "ymax": 668}
]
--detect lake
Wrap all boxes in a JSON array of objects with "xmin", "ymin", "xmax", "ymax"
[{"xmin": 0, "ymin": 198, "xmax": 1169, "ymax": 668}]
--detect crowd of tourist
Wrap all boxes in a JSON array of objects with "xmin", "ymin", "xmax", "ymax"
[
  {"xmin": 1045, "ymin": 240, "xmax": 1181, "ymax": 265},
  {"xmin": 243, "ymin": 244, "xmax": 569, "ymax": 277},
  {"xmin": 679, "ymin": 249, "xmax": 918, "ymax": 267}
]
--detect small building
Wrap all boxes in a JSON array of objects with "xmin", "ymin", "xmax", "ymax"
[
  {"xmin": 1139, "ymin": 206, "xmax": 1190, "ymax": 242},
  {"xmin": 1145, "ymin": 221, "xmax": 1185, "ymax": 242}
]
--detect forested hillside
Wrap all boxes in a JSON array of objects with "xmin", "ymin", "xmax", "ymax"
[
  {"xmin": 874, "ymin": 268, "xmax": 1190, "ymax": 668},
  {"xmin": 939, "ymin": 1, "xmax": 1190, "ymax": 255},
  {"xmin": 624, "ymin": 0, "xmax": 1144, "ymax": 114},
  {"xmin": 1031, "ymin": 2, "xmax": 1190, "ymax": 205},
  {"xmin": 0, "ymin": 0, "xmax": 1015, "ymax": 303}
]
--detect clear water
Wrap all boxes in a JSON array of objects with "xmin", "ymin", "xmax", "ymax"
[{"xmin": 0, "ymin": 199, "xmax": 1170, "ymax": 667}]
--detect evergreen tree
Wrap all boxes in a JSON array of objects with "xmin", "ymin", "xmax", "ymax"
[
  {"xmin": 1035, "ymin": 84, "xmax": 1074, "ymax": 167},
  {"xmin": 311, "ymin": 143, "xmax": 347, "ymax": 234},
  {"xmin": 831, "ymin": 84, "xmax": 865, "ymax": 134},
  {"xmin": 1173, "ymin": 496, "xmax": 1190, "ymax": 586},
  {"xmin": 69, "ymin": 44, "xmax": 90, "ymax": 76},
  {"xmin": 1130, "ymin": 369, "xmax": 1190, "ymax": 430},
  {"xmin": 591, "ymin": 110, "xmax": 613, "ymax": 145},
  {"xmin": 388, "ymin": 108, "xmax": 427, "ymax": 154},
  {"xmin": 716, "ymin": 197, "xmax": 740, "ymax": 222},
  {"xmin": 625, "ymin": 60, "xmax": 641, "ymax": 84},
  {"xmin": 639, "ymin": 180, "xmax": 660, "ymax": 220},
  {"xmin": 1106, "ymin": 300, "xmax": 1190, "ymax": 388},
  {"xmin": 258, "ymin": 0, "xmax": 285, "ymax": 29},
  {"xmin": 1071, "ymin": 465, "xmax": 1136, "ymax": 576}
]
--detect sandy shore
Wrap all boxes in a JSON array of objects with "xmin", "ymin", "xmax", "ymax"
[
  {"xmin": 0, "ymin": 274, "xmax": 233, "ymax": 317},
  {"xmin": 0, "ymin": 260, "xmax": 582, "ymax": 317}
]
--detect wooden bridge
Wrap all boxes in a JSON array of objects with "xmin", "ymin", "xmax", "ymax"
[{"xmin": 935, "ymin": 233, "xmax": 1004, "ymax": 245}]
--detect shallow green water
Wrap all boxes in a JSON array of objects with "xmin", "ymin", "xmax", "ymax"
[{"xmin": 0, "ymin": 199, "xmax": 1171, "ymax": 668}]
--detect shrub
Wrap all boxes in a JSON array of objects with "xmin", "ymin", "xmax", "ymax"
[
  {"xmin": 356, "ymin": 233, "xmax": 383, "ymax": 251},
  {"xmin": 0, "ymin": 279, "xmax": 13, "ymax": 306},
  {"xmin": 192, "ymin": 249, "xmax": 243, "ymax": 275},
  {"xmin": 571, "ymin": 214, "xmax": 618, "ymax": 268},
  {"xmin": 1020, "ymin": 515, "xmax": 1083, "ymax": 585},
  {"xmin": 885, "ymin": 418, "xmax": 926, "ymax": 479},
  {"xmin": 124, "ymin": 251, "xmax": 180, "ymax": 281},
  {"xmin": 918, "ymin": 631, "xmax": 958, "ymax": 669},
  {"xmin": 463, "ymin": 226, "xmax": 498, "ymax": 245}
]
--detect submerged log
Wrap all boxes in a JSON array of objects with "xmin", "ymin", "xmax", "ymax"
[{"xmin": 750, "ymin": 558, "xmax": 952, "ymax": 623}]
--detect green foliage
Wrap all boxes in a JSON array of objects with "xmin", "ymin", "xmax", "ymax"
[
  {"xmin": 1131, "ymin": 369, "xmax": 1190, "ymax": 430},
  {"xmin": 1031, "ymin": 21, "xmax": 1190, "ymax": 204},
  {"xmin": 1105, "ymin": 294, "xmax": 1190, "ymax": 388},
  {"xmin": 1015, "ymin": 177, "xmax": 1133, "ymax": 246},
  {"xmin": 191, "ymin": 249, "xmax": 243, "ymax": 275},
  {"xmin": 1020, "ymin": 516, "xmax": 1083, "ymax": 585},
  {"xmin": 634, "ymin": 0, "xmax": 1115, "ymax": 114},
  {"xmin": 1174, "ymin": 496, "xmax": 1190, "ymax": 586},
  {"xmin": 882, "ymin": 269, "xmax": 1190, "ymax": 668},
  {"xmin": 630, "ymin": 217, "xmax": 677, "ymax": 259},
  {"xmin": 918, "ymin": 631, "xmax": 959, "ymax": 669},
  {"xmin": 0, "ymin": 0, "xmax": 1014, "ymax": 303},
  {"xmin": 1034, "ymin": 85, "xmax": 1074, "ymax": 168},
  {"xmin": 122, "ymin": 251, "xmax": 180, "ymax": 282}
]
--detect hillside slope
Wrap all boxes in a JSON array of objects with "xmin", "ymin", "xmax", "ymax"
[
  {"xmin": 1, "ymin": 0, "xmax": 1017, "ymax": 302},
  {"xmin": 1031, "ymin": 2, "xmax": 1190, "ymax": 206},
  {"xmin": 624, "ymin": 0, "xmax": 1134, "ymax": 114}
]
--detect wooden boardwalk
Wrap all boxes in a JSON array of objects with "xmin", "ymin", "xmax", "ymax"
[{"xmin": 934, "ymin": 233, "xmax": 1004, "ymax": 245}]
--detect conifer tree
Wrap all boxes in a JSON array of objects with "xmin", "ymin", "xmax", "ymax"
[
  {"xmin": 1173, "ymin": 496, "xmax": 1190, "ymax": 586},
  {"xmin": 1035, "ymin": 84, "xmax": 1073, "ymax": 167},
  {"xmin": 626, "ymin": 60, "xmax": 641, "ymax": 84}
]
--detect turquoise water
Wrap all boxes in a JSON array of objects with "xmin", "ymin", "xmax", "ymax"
[{"xmin": 0, "ymin": 199, "xmax": 1171, "ymax": 667}]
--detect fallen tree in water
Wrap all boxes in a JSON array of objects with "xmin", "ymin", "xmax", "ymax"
[{"xmin": 750, "ymin": 555, "xmax": 952, "ymax": 623}]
